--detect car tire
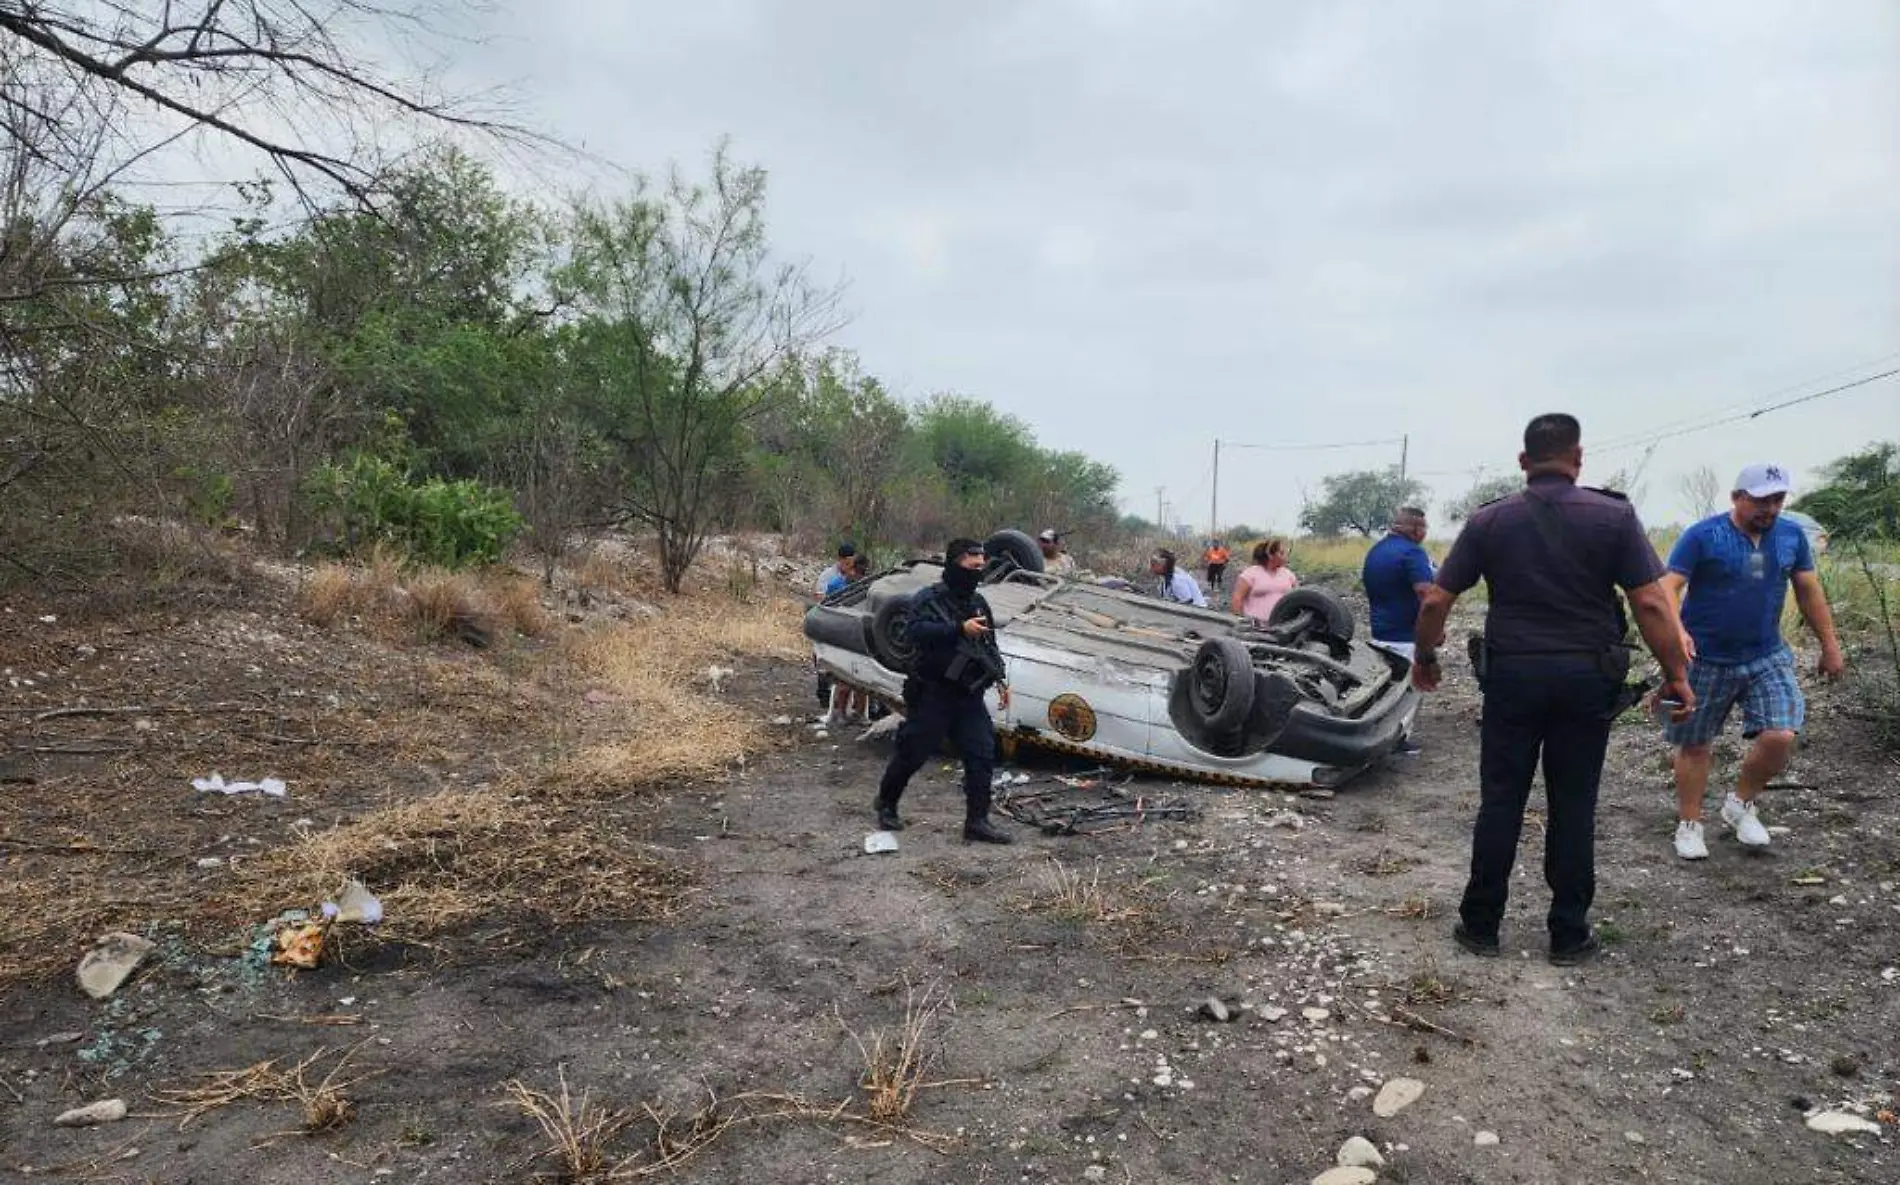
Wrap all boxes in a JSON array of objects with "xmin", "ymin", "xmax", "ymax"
[
  {"xmin": 1267, "ymin": 587, "xmax": 1355, "ymax": 641},
  {"xmin": 1186, "ymin": 637, "xmax": 1256, "ymax": 734},
  {"xmin": 870, "ymin": 596, "xmax": 919, "ymax": 672},
  {"xmin": 804, "ymin": 604, "xmax": 873, "ymax": 653},
  {"xmin": 984, "ymin": 528, "xmax": 1045, "ymax": 574},
  {"xmin": 1250, "ymin": 669, "xmax": 1304, "ymax": 745}
]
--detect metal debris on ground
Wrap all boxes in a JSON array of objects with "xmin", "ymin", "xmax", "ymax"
[
  {"xmin": 191, "ymin": 773, "xmax": 287, "ymax": 797},
  {"xmin": 995, "ymin": 772, "xmax": 1200, "ymax": 836}
]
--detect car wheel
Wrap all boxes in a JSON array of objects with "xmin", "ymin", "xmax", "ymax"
[
  {"xmin": 1267, "ymin": 587, "xmax": 1355, "ymax": 641},
  {"xmin": 984, "ymin": 528, "xmax": 1045, "ymax": 574},
  {"xmin": 870, "ymin": 596, "xmax": 919, "ymax": 672},
  {"xmin": 804, "ymin": 604, "xmax": 873, "ymax": 653},
  {"xmin": 1187, "ymin": 637, "xmax": 1256, "ymax": 734}
]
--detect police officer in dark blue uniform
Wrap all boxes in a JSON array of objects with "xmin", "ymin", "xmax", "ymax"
[
  {"xmin": 1413, "ymin": 414, "xmax": 1694, "ymax": 965},
  {"xmin": 875, "ymin": 538, "xmax": 1015, "ymax": 844}
]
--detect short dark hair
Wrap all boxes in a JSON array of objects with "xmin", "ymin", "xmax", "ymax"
[
  {"xmin": 836, "ymin": 541, "xmax": 856, "ymax": 558},
  {"xmin": 1523, "ymin": 414, "xmax": 1581, "ymax": 463}
]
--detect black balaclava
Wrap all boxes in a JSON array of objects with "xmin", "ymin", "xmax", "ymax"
[{"xmin": 943, "ymin": 537, "xmax": 984, "ymax": 595}]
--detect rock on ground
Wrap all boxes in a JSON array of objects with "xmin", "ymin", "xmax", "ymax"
[
  {"xmin": 75, "ymin": 933, "xmax": 155, "ymax": 1000},
  {"xmin": 1372, "ymin": 1076, "xmax": 1425, "ymax": 1118},
  {"xmin": 1805, "ymin": 1111, "xmax": 1881, "ymax": 1135},
  {"xmin": 1312, "ymin": 1168, "xmax": 1378, "ymax": 1185},
  {"xmin": 1335, "ymin": 1135, "xmax": 1385, "ymax": 1168},
  {"xmin": 53, "ymin": 1099, "xmax": 127, "ymax": 1127}
]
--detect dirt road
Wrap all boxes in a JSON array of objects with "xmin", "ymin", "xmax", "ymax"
[{"xmin": 2, "ymin": 604, "xmax": 1895, "ymax": 1183}]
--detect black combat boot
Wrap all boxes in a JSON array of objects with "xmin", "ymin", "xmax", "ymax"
[
  {"xmin": 962, "ymin": 815, "xmax": 1014, "ymax": 844},
  {"xmin": 875, "ymin": 800, "xmax": 905, "ymax": 831}
]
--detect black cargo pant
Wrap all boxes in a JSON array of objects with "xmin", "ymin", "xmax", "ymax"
[
  {"xmin": 1459, "ymin": 654, "xmax": 1619, "ymax": 952},
  {"xmin": 877, "ymin": 678, "xmax": 996, "ymax": 822}
]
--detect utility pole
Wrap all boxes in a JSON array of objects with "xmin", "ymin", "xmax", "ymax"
[
  {"xmin": 1210, "ymin": 439, "xmax": 1220, "ymax": 537},
  {"xmin": 1399, "ymin": 434, "xmax": 1409, "ymax": 486},
  {"xmin": 1155, "ymin": 486, "xmax": 1165, "ymax": 532}
]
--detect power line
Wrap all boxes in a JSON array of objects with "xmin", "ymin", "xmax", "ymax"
[
  {"xmin": 1592, "ymin": 366, "xmax": 1900, "ymax": 456},
  {"xmin": 1590, "ymin": 349, "xmax": 1900, "ymax": 454},
  {"xmin": 1220, "ymin": 436, "xmax": 1404, "ymax": 452}
]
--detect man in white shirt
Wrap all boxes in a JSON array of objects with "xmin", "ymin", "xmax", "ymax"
[{"xmin": 1150, "ymin": 548, "xmax": 1208, "ymax": 606}]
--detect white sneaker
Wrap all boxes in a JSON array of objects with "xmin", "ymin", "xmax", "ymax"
[
  {"xmin": 1721, "ymin": 794, "xmax": 1772, "ymax": 847},
  {"xmin": 1674, "ymin": 820, "xmax": 1709, "ymax": 860}
]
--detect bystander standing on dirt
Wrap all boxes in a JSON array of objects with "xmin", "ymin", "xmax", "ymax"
[
  {"xmin": 821, "ymin": 554, "xmax": 873, "ymax": 727},
  {"xmin": 1230, "ymin": 538, "xmax": 1297, "ymax": 622},
  {"xmin": 1151, "ymin": 548, "xmax": 1208, "ymax": 607},
  {"xmin": 1362, "ymin": 508, "xmax": 1434, "ymax": 660},
  {"xmin": 1413, "ymin": 413, "xmax": 1693, "ymax": 966},
  {"xmin": 1660, "ymin": 463, "xmax": 1846, "ymax": 860},
  {"xmin": 1202, "ymin": 540, "xmax": 1231, "ymax": 592},
  {"xmin": 1038, "ymin": 529, "xmax": 1078, "ymax": 576},
  {"xmin": 812, "ymin": 541, "xmax": 858, "ymax": 713},
  {"xmin": 875, "ymin": 539, "xmax": 1015, "ymax": 844}
]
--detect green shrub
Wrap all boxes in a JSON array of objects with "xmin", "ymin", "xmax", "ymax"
[{"xmin": 306, "ymin": 453, "xmax": 523, "ymax": 568}]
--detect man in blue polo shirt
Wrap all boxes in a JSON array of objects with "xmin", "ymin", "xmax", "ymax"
[
  {"xmin": 1363, "ymin": 505, "xmax": 1435, "ymax": 660},
  {"xmin": 1662, "ymin": 463, "xmax": 1845, "ymax": 860}
]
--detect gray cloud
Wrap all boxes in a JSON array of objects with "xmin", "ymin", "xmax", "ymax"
[{"xmin": 462, "ymin": 0, "xmax": 1900, "ymax": 530}]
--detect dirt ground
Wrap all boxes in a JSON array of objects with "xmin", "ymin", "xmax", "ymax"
[{"xmin": 2, "ymin": 563, "xmax": 1896, "ymax": 1185}]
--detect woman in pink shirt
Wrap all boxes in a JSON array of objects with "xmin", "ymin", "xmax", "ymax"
[{"xmin": 1231, "ymin": 538, "xmax": 1298, "ymax": 622}]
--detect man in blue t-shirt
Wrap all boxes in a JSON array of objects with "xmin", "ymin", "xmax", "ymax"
[
  {"xmin": 1661, "ymin": 463, "xmax": 1845, "ymax": 861},
  {"xmin": 1362, "ymin": 505, "xmax": 1436, "ymax": 660}
]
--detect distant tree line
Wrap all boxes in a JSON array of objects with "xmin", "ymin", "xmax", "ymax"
[{"xmin": 1, "ymin": 115, "xmax": 1120, "ymax": 592}]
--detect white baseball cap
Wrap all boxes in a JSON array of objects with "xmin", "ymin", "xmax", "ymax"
[
  {"xmin": 1038, "ymin": 529, "xmax": 1060, "ymax": 542},
  {"xmin": 1734, "ymin": 463, "xmax": 1792, "ymax": 498}
]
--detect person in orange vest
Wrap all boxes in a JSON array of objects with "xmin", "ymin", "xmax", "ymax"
[{"xmin": 1202, "ymin": 540, "xmax": 1232, "ymax": 592}]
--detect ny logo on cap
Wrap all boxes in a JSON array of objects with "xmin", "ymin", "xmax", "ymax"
[{"xmin": 1766, "ymin": 466, "xmax": 1786, "ymax": 481}]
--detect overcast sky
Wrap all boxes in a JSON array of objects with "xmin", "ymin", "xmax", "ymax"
[{"xmin": 452, "ymin": 1, "xmax": 1898, "ymax": 531}]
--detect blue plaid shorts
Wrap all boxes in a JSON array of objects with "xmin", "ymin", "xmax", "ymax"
[{"xmin": 1662, "ymin": 647, "xmax": 1805, "ymax": 747}]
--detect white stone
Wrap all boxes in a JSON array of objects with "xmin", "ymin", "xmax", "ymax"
[
  {"xmin": 1083, "ymin": 1167, "xmax": 1108, "ymax": 1182},
  {"xmin": 1312, "ymin": 1169, "xmax": 1377, "ymax": 1185},
  {"xmin": 1474, "ymin": 1130, "xmax": 1500, "ymax": 1147},
  {"xmin": 1259, "ymin": 1006, "xmax": 1288, "ymax": 1022},
  {"xmin": 75, "ymin": 933, "xmax": 155, "ymax": 1000},
  {"xmin": 53, "ymin": 1099, "xmax": 127, "ymax": 1127},
  {"xmin": 1624, "ymin": 1131, "xmax": 1646, "ymax": 1145},
  {"xmin": 1302, "ymin": 1007, "xmax": 1332, "ymax": 1022},
  {"xmin": 1335, "ymin": 1136, "xmax": 1385, "ymax": 1168},
  {"xmin": 1806, "ymin": 1111, "xmax": 1881, "ymax": 1135},
  {"xmin": 1372, "ymin": 1076, "xmax": 1425, "ymax": 1117},
  {"xmin": 1345, "ymin": 1086, "xmax": 1373, "ymax": 1102}
]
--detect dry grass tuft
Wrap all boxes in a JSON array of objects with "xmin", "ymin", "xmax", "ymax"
[
  {"xmin": 297, "ymin": 558, "xmax": 402, "ymax": 627},
  {"xmin": 222, "ymin": 789, "xmax": 689, "ymax": 943},
  {"xmin": 403, "ymin": 570, "xmax": 497, "ymax": 646},
  {"xmin": 1353, "ymin": 848, "xmax": 1416, "ymax": 878},
  {"xmin": 1386, "ymin": 896, "xmax": 1436, "ymax": 920},
  {"xmin": 839, "ymin": 982, "xmax": 949, "ymax": 1124},
  {"xmin": 504, "ymin": 1068, "xmax": 632, "ymax": 1182},
  {"xmin": 491, "ymin": 574, "xmax": 552, "ymax": 637},
  {"xmin": 1022, "ymin": 858, "xmax": 1147, "ymax": 926},
  {"xmin": 153, "ymin": 1044, "xmax": 376, "ymax": 1139},
  {"xmin": 297, "ymin": 560, "xmax": 548, "ymax": 645},
  {"xmin": 558, "ymin": 595, "xmax": 804, "ymax": 789}
]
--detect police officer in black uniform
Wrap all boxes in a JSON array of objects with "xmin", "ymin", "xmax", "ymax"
[
  {"xmin": 875, "ymin": 538, "xmax": 1015, "ymax": 844},
  {"xmin": 1413, "ymin": 414, "xmax": 1694, "ymax": 965}
]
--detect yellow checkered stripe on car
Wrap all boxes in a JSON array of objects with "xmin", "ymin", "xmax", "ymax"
[{"xmin": 1003, "ymin": 730, "xmax": 1297, "ymax": 790}]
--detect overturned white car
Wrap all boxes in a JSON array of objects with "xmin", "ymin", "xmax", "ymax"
[{"xmin": 805, "ymin": 531, "xmax": 1419, "ymax": 789}]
